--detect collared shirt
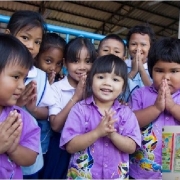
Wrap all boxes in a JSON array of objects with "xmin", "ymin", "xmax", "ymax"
[
  {"xmin": 26, "ymin": 66, "xmax": 55, "ymax": 107},
  {"xmin": 125, "ymin": 58, "xmax": 151, "ymax": 88},
  {"xmin": 0, "ymin": 106, "xmax": 40, "ymax": 179},
  {"xmin": 60, "ymin": 96, "xmax": 141, "ymax": 179},
  {"xmin": 49, "ymin": 76, "xmax": 75, "ymax": 116},
  {"xmin": 129, "ymin": 85, "xmax": 180, "ymax": 179}
]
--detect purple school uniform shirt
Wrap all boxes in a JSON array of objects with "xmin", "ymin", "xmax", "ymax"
[
  {"xmin": 0, "ymin": 106, "xmax": 40, "ymax": 179},
  {"xmin": 129, "ymin": 85, "xmax": 180, "ymax": 179},
  {"xmin": 60, "ymin": 96, "xmax": 141, "ymax": 179}
]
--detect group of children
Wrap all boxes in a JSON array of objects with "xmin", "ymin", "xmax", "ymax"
[{"xmin": 0, "ymin": 10, "xmax": 180, "ymax": 180}]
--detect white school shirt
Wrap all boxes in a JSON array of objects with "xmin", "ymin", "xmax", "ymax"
[
  {"xmin": 26, "ymin": 66, "xmax": 56, "ymax": 107},
  {"xmin": 49, "ymin": 76, "xmax": 75, "ymax": 116},
  {"xmin": 125, "ymin": 58, "xmax": 151, "ymax": 87}
]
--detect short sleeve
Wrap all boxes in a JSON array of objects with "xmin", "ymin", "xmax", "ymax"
[
  {"xmin": 38, "ymin": 81, "xmax": 56, "ymax": 107},
  {"xmin": 49, "ymin": 82, "xmax": 63, "ymax": 116},
  {"xmin": 129, "ymin": 88, "xmax": 143, "ymax": 111},
  {"xmin": 119, "ymin": 106, "xmax": 141, "ymax": 148},
  {"xmin": 20, "ymin": 109, "xmax": 40, "ymax": 153},
  {"xmin": 60, "ymin": 103, "xmax": 85, "ymax": 149}
]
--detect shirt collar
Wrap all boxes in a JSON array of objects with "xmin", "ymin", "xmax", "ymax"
[
  {"xmin": 27, "ymin": 66, "xmax": 37, "ymax": 78},
  {"xmin": 85, "ymin": 95, "xmax": 122, "ymax": 110},
  {"xmin": 61, "ymin": 76, "xmax": 75, "ymax": 91}
]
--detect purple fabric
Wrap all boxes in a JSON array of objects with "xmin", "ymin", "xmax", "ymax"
[
  {"xmin": 129, "ymin": 85, "xmax": 180, "ymax": 179},
  {"xmin": 0, "ymin": 106, "xmax": 40, "ymax": 179},
  {"xmin": 60, "ymin": 96, "xmax": 141, "ymax": 179}
]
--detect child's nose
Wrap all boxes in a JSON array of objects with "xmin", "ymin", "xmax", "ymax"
[{"xmin": 163, "ymin": 73, "xmax": 170, "ymax": 80}]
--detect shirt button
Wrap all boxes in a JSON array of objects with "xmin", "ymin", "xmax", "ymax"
[
  {"xmin": 105, "ymin": 143, "xmax": 108, "ymax": 146},
  {"xmin": 104, "ymin": 164, "xmax": 107, "ymax": 168},
  {"xmin": 166, "ymin": 117, "xmax": 169, "ymax": 120}
]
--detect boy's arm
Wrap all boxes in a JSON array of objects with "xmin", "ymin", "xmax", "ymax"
[
  {"xmin": 134, "ymin": 106, "xmax": 161, "ymax": 128},
  {"xmin": 7, "ymin": 145, "xmax": 37, "ymax": 166}
]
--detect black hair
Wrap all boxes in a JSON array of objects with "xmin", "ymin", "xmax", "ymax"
[
  {"xmin": 85, "ymin": 54, "xmax": 128, "ymax": 99},
  {"xmin": 126, "ymin": 25, "xmax": 155, "ymax": 47},
  {"xmin": 148, "ymin": 37, "xmax": 180, "ymax": 78},
  {"xmin": 0, "ymin": 33, "xmax": 33, "ymax": 73},
  {"xmin": 7, "ymin": 10, "xmax": 46, "ymax": 37},
  {"xmin": 98, "ymin": 34, "xmax": 126, "ymax": 56},
  {"xmin": 36, "ymin": 32, "xmax": 66, "ymax": 59},
  {"xmin": 64, "ymin": 37, "xmax": 97, "ymax": 63}
]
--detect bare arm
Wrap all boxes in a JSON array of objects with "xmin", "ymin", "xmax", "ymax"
[
  {"xmin": 50, "ymin": 96, "xmax": 78, "ymax": 132},
  {"xmin": 66, "ymin": 110, "xmax": 116, "ymax": 154},
  {"xmin": 108, "ymin": 132, "xmax": 136, "ymax": 154},
  {"xmin": 139, "ymin": 67, "xmax": 152, "ymax": 86},
  {"xmin": 28, "ymin": 106, "xmax": 48, "ymax": 120},
  {"xmin": 7, "ymin": 145, "xmax": 37, "ymax": 166},
  {"xmin": 66, "ymin": 129, "xmax": 99, "ymax": 154},
  {"xmin": 50, "ymin": 74, "xmax": 87, "ymax": 132},
  {"xmin": 134, "ymin": 105, "xmax": 161, "ymax": 128}
]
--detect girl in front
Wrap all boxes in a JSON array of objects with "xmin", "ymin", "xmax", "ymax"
[
  {"xmin": 129, "ymin": 37, "xmax": 180, "ymax": 179},
  {"xmin": 60, "ymin": 54, "xmax": 141, "ymax": 179},
  {"xmin": 0, "ymin": 34, "xmax": 40, "ymax": 179}
]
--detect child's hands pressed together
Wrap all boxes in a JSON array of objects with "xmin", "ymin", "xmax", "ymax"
[
  {"xmin": 73, "ymin": 73, "xmax": 87, "ymax": 102},
  {"xmin": 16, "ymin": 81, "xmax": 37, "ymax": 107},
  {"xmin": 164, "ymin": 79, "xmax": 176, "ymax": 112},
  {"xmin": 6, "ymin": 111, "xmax": 22, "ymax": 155},
  {"xmin": 154, "ymin": 79, "xmax": 166, "ymax": 113},
  {"xmin": 25, "ymin": 82, "xmax": 37, "ymax": 114},
  {"xmin": 0, "ymin": 110, "xmax": 22, "ymax": 154},
  {"xmin": 48, "ymin": 70, "xmax": 56, "ymax": 85},
  {"xmin": 95, "ymin": 109, "xmax": 117, "ymax": 138}
]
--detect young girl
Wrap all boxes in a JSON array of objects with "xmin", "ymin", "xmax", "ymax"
[
  {"xmin": 35, "ymin": 32, "xmax": 66, "ymax": 84},
  {"xmin": 129, "ymin": 37, "xmax": 180, "ymax": 179},
  {"xmin": 6, "ymin": 10, "xmax": 56, "ymax": 178},
  {"xmin": 34, "ymin": 32, "xmax": 66, "ymax": 178},
  {"xmin": 98, "ymin": 34, "xmax": 139, "ymax": 102},
  {"xmin": 60, "ymin": 54, "xmax": 141, "ymax": 179},
  {"xmin": 125, "ymin": 25, "xmax": 155, "ymax": 87},
  {"xmin": 45, "ymin": 37, "xmax": 97, "ymax": 179},
  {"xmin": 0, "ymin": 34, "xmax": 40, "ymax": 179}
]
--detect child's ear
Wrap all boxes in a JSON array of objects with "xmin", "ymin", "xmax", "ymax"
[{"xmin": 5, "ymin": 29, "xmax": 10, "ymax": 34}]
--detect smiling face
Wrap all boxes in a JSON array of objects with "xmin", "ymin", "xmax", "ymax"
[
  {"xmin": 92, "ymin": 70, "xmax": 124, "ymax": 106},
  {"xmin": 128, "ymin": 33, "xmax": 151, "ymax": 63},
  {"xmin": 15, "ymin": 26, "xmax": 43, "ymax": 58},
  {"xmin": 152, "ymin": 60, "xmax": 180, "ymax": 94},
  {"xmin": 98, "ymin": 39, "xmax": 125, "ymax": 59},
  {"xmin": 65, "ymin": 46, "xmax": 93, "ymax": 87},
  {"xmin": 0, "ymin": 63, "xmax": 29, "ymax": 112},
  {"xmin": 36, "ymin": 47, "xmax": 64, "ymax": 75}
]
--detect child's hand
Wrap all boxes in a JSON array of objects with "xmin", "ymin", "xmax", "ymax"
[
  {"xmin": 25, "ymin": 84, "xmax": 37, "ymax": 114},
  {"xmin": 0, "ymin": 110, "xmax": 22, "ymax": 154},
  {"xmin": 164, "ymin": 79, "xmax": 176, "ymax": 112},
  {"xmin": 95, "ymin": 109, "xmax": 117, "ymax": 138},
  {"xmin": 6, "ymin": 112, "xmax": 22, "ymax": 155},
  {"xmin": 48, "ymin": 71, "xmax": 56, "ymax": 85},
  {"xmin": 16, "ymin": 81, "xmax": 37, "ymax": 107},
  {"xmin": 154, "ymin": 79, "xmax": 165, "ymax": 112},
  {"xmin": 131, "ymin": 49, "xmax": 139, "ymax": 73},
  {"xmin": 73, "ymin": 73, "xmax": 87, "ymax": 102}
]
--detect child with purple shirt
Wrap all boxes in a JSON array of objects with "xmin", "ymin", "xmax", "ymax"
[
  {"xmin": 0, "ymin": 34, "xmax": 40, "ymax": 179},
  {"xmin": 60, "ymin": 54, "xmax": 141, "ymax": 179},
  {"xmin": 129, "ymin": 37, "xmax": 180, "ymax": 179}
]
